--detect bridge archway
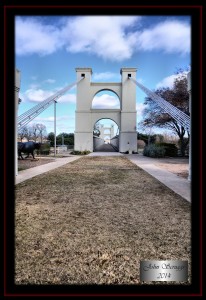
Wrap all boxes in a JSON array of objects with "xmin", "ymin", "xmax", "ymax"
[
  {"xmin": 93, "ymin": 118, "xmax": 119, "ymax": 152},
  {"xmin": 75, "ymin": 67, "xmax": 137, "ymax": 153},
  {"xmin": 92, "ymin": 90, "xmax": 120, "ymax": 109}
]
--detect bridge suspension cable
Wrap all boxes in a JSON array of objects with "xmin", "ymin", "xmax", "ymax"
[
  {"xmin": 129, "ymin": 77, "xmax": 190, "ymax": 132},
  {"xmin": 18, "ymin": 77, "xmax": 84, "ymax": 129}
]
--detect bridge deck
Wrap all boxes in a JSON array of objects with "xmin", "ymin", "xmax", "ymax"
[{"xmin": 94, "ymin": 143, "xmax": 117, "ymax": 152}]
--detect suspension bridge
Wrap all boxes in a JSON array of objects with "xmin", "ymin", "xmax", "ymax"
[
  {"xmin": 18, "ymin": 74, "xmax": 190, "ymax": 133},
  {"xmin": 15, "ymin": 68, "xmax": 191, "ymax": 179}
]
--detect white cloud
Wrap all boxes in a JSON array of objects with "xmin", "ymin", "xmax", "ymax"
[
  {"xmin": 15, "ymin": 16, "xmax": 140, "ymax": 60},
  {"xmin": 136, "ymin": 103, "xmax": 146, "ymax": 118},
  {"xmin": 93, "ymin": 72, "xmax": 119, "ymax": 81},
  {"xmin": 28, "ymin": 83, "xmax": 40, "ymax": 89},
  {"xmin": 156, "ymin": 71, "xmax": 188, "ymax": 89},
  {"xmin": 20, "ymin": 89, "xmax": 53, "ymax": 103},
  {"xmin": 44, "ymin": 79, "xmax": 56, "ymax": 84},
  {"xmin": 20, "ymin": 88, "xmax": 76, "ymax": 104},
  {"xmin": 34, "ymin": 115, "xmax": 73, "ymax": 122},
  {"xmin": 15, "ymin": 16, "xmax": 190, "ymax": 59},
  {"xmin": 62, "ymin": 16, "xmax": 139, "ymax": 61},
  {"xmin": 137, "ymin": 20, "xmax": 190, "ymax": 54},
  {"xmin": 92, "ymin": 94, "xmax": 120, "ymax": 109},
  {"xmin": 15, "ymin": 17, "xmax": 63, "ymax": 56},
  {"xmin": 57, "ymin": 93, "xmax": 76, "ymax": 103}
]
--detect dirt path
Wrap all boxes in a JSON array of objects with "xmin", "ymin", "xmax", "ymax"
[{"xmin": 15, "ymin": 156, "xmax": 191, "ymax": 285}]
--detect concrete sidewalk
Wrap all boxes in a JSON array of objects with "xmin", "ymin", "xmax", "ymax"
[
  {"xmin": 15, "ymin": 153, "xmax": 191, "ymax": 203},
  {"xmin": 15, "ymin": 156, "xmax": 81, "ymax": 185},
  {"xmin": 125, "ymin": 154, "xmax": 191, "ymax": 203}
]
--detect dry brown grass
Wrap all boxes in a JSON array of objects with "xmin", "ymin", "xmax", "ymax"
[
  {"xmin": 18, "ymin": 157, "xmax": 55, "ymax": 171},
  {"xmin": 15, "ymin": 156, "xmax": 191, "ymax": 285}
]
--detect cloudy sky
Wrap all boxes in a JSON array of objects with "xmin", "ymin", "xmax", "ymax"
[{"xmin": 15, "ymin": 15, "xmax": 191, "ymax": 135}]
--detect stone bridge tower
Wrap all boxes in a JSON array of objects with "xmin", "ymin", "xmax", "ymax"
[{"xmin": 75, "ymin": 67, "xmax": 137, "ymax": 153}]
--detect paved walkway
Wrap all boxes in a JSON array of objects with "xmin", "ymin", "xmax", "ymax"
[
  {"xmin": 15, "ymin": 153, "xmax": 191, "ymax": 203},
  {"xmin": 125, "ymin": 154, "xmax": 191, "ymax": 203},
  {"xmin": 15, "ymin": 156, "xmax": 81, "ymax": 185}
]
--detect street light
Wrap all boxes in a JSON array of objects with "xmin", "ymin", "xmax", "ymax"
[{"xmin": 54, "ymin": 100, "xmax": 57, "ymax": 157}]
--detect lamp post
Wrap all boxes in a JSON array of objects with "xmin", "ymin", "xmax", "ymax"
[
  {"xmin": 54, "ymin": 100, "xmax": 57, "ymax": 157},
  {"xmin": 15, "ymin": 69, "xmax": 21, "ymax": 177}
]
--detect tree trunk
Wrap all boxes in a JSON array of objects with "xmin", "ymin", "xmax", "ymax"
[
  {"xmin": 178, "ymin": 135, "xmax": 189, "ymax": 157},
  {"xmin": 179, "ymin": 136, "xmax": 185, "ymax": 157}
]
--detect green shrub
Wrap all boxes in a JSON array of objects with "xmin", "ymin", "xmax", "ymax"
[
  {"xmin": 82, "ymin": 150, "xmax": 91, "ymax": 155},
  {"xmin": 36, "ymin": 143, "xmax": 50, "ymax": 156},
  {"xmin": 155, "ymin": 143, "xmax": 178, "ymax": 157},
  {"xmin": 70, "ymin": 150, "xmax": 91, "ymax": 155},
  {"xmin": 143, "ymin": 144, "xmax": 166, "ymax": 158}
]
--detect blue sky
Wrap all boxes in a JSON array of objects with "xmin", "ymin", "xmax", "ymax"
[{"xmin": 15, "ymin": 15, "xmax": 191, "ymax": 136}]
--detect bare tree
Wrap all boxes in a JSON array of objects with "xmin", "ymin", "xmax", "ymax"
[
  {"xmin": 25, "ymin": 126, "xmax": 34, "ymax": 141},
  {"xmin": 36, "ymin": 123, "xmax": 47, "ymax": 143},
  {"xmin": 30, "ymin": 123, "xmax": 38, "ymax": 142},
  {"xmin": 18, "ymin": 126, "xmax": 28, "ymax": 141},
  {"xmin": 139, "ymin": 71, "xmax": 190, "ymax": 156}
]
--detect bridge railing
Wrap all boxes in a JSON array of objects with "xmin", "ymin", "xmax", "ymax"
[
  {"xmin": 93, "ymin": 136, "xmax": 105, "ymax": 151},
  {"xmin": 110, "ymin": 135, "xmax": 119, "ymax": 151}
]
